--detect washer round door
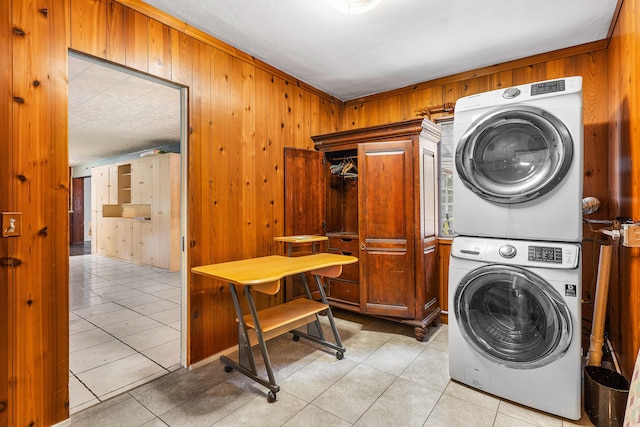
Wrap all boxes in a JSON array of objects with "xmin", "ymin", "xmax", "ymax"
[
  {"xmin": 454, "ymin": 264, "xmax": 572, "ymax": 369},
  {"xmin": 455, "ymin": 105, "xmax": 573, "ymax": 204}
]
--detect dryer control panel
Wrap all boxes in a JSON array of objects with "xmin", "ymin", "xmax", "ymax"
[
  {"xmin": 531, "ymin": 79, "xmax": 566, "ymax": 96},
  {"xmin": 451, "ymin": 236, "xmax": 580, "ymax": 269}
]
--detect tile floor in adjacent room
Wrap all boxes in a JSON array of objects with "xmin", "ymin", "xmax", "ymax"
[
  {"xmin": 69, "ymin": 254, "xmax": 182, "ymax": 414},
  {"xmin": 67, "ymin": 296, "xmax": 596, "ymax": 427}
]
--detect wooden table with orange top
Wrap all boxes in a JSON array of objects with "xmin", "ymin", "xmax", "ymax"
[{"xmin": 192, "ymin": 253, "xmax": 358, "ymax": 402}]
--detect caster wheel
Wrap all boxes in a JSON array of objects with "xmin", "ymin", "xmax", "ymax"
[
  {"xmin": 224, "ymin": 365, "xmax": 233, "ymax": 373},
  {"xmin": 336, "ymin": 351, "xmax": 344, "ymax": 360},
  {"xmin": 267, "ymin": 391, "xmax": 277, "ymax": 402},
  {"xmin": 292, "ymin": 334, "xmax": 300, "ymax": 341}
]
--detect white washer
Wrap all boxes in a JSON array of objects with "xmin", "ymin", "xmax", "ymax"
[
  {"xmin": 448, "ymin": 236, "xmax": 582, "ymax": 420},
  {"xmin": 452, "ymin": 77, "xmax": 583, "ymax": 242}
]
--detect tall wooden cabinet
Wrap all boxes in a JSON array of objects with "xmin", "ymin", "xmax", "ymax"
[
  {"xmin": 284, "ymin": 118, "xmax": 441, "ymax": 339},
  {"xmin": 91, "ymin": 153, "xmax": 181, "ymax": 271}
]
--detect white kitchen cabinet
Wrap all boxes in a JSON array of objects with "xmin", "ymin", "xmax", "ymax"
[
  {"xmin": 132, "ymin": 220, "xmax": 158, "ymax": 267},
  {"xmin": 98, "ymin": 218, "xmax": 117, "ymax": 257},
  {"xmin": 130, "ymin": 157, "xmax": 155, "ymax": 204},
  {"xmin": 115, "ymin": 219, "xmax": 133, "ymax": 261},
  {"xmin": 153, "ymin": 154, "xmax": 181, "ymax": 271},
  {"xmin": 91, "ymin": 153, "xmax": 181, "ymax": 271}
]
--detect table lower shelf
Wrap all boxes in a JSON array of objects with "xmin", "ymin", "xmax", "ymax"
[{"xmin": 244, "ymin": 298, "xmax": 328, "ymax": 332}]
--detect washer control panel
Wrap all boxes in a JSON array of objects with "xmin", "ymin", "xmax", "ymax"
[
  {"xmin": 528, "ymin": 245, "xmax": 563, "ymax": 263},
  {"xmin": 451, "ymin": 236, "xmax": 580, "ymax": 269}
]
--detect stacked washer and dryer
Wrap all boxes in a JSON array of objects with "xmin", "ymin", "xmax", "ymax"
[{"xmin": 448, "ymin": 77, "xmax": 584, "ymax": 420}]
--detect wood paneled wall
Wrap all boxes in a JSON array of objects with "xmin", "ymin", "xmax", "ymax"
[
  {"xmin": 2, "ymin": 0, "xmax": 71, "ymax": 425},
  {"xmin": 607, "ymin": 0, "xmax": 640, "ymax": 378},
  {"xmin": 68, "ymin": 0, "xmax": 342, "ymax": 365},
  {"xmin": 0, "ymin": 2, "xmax": 11, "ymax": 425}
]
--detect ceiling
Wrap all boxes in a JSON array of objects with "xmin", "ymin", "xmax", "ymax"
[
  {"xmin": 68, "ymin": 0, "xmax": 617, "ymax": 167},
  {"xmin": 143, "ymin": 0, "xmax": 617, "ymax": 100},
  {"xmin": 68, "ymin": 54, "xmax": 181, "ymax": 167}
]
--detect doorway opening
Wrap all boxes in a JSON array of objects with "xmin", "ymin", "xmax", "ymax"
[{"xmin": 67, "ymin": 51, "xmax": 188, "ymax": 413}]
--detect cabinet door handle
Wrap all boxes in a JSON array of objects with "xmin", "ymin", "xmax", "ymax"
[{"xmin": 359, "ymin": 243, "xmax": 366, "ymax": 251}]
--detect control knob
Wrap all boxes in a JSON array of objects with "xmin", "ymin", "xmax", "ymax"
[
  {"xmin": 502, "ymin": 87, "xmax": 521, "ymax": 99},
  {"xmin": 499, "ymin": 244, "xmax": 517, "ymax": 258}
]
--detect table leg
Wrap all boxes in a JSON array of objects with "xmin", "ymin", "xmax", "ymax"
[
  {"xmin": 289, "ymin": 274, "xmax": 346, "ymax": 359},
  {"xmin": 220, "ymin": 283, "xmax": 280, "ymax": 401}
]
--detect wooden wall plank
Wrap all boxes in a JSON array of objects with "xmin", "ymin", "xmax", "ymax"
[
  {"xmin": 70, "ymin": 0, "xmax": 107, "ymax": 57},
  {"xmin": 106, "ymin": 0, "xmax": 125, "ymax": 63},
  {"xmin": 10, "ymin": 0, "xmax": 70, "ymax": 425},
  {"xmin": 123, "ymin": 7, "xmax": 148, "ymax": 72},
  {"xmin": 442, "ymin": 81, "xmax": 464, "ymax": 107},
  {"xmin": 147, "ymin": 18, "xmax": 172, "ymax": 80},
  {"xmin": 254, "ymin": 68, "xmax": 275, "ymax": 258},
  {"xmin": 188, "ymin": 39, "xmax": 214, "ymax": 362},
  {"xmin": 460, "ymin": 76, "xmax": 489, "ymax": 99},
  {"xmin": 0, "ymin": 0, "xmax": 11, "ymax": 424},
  {"xmin": 271, "ymin": 76, "xmax": 287, "ymax": 241},
  {"xmin": 488, "ymin": 70, "xmax": 513, "ymax": 90}
]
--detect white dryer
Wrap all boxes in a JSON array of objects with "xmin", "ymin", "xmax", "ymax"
[
  {"xmin": 448, "ymin": 236, "xmax": 582, "ymax": 420},
  {"xmin": 453, "ymin": 77, "xmax": 583, "ymax": 242}
]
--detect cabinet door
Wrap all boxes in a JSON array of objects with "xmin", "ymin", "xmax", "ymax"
[
  {"xmin": 133, "ymin": 221, "xmax": 158, "ymax": 266},
  {"xmin": 108, "ymin": 165, "xmax": 119, "ymax": 204},
  {"xmin": 99, "ymin": 219, "xmax": 117, "ymax": 257},
  {"xmin": 131, "ymin": 158, "xmax": 154, "ymax": 204},
  {"xmin": 115, "ymin": 219, "xmax": 133, "ymax": 260},
  {"xmin": 283, "ymin": 147, "xmax": 325, "ymax": 300},
  {"xmin": 154, "ymin": 155, "xmax": 180, "ymax": 270},
  {"xmin": 359, "ymin": 140, "xmax": 415, "ymax": 318},
  {"xmin": 92, "ymin": 165, "xmax": 110, "ymax": 207}
]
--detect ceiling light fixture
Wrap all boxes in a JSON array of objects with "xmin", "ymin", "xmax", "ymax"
[{"xmin": 326, "ymin": 0, "xmax": 382, "ymax": 15}]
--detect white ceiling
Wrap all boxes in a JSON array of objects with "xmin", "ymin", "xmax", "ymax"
[
  {"xmin": 68, "ymin": 54, "xmax": 181, "ymax": 167},
  {"xmin": 68, "ymin": 0, "xmax": 617, "ymax": 166},
  {"xmin": 143, "ymin": 0, "xmax": 617, "ymax": 100}
]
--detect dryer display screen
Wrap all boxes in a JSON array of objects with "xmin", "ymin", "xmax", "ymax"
[
  {"xmin": 531, "ymin": 80, "xmax": 566, "ymax": 95},
  {"xmin": 528, "ymin": 246, "xmax": 563, "ymax": 263}
]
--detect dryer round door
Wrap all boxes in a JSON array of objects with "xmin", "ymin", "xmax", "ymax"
[
  {"xmin": 455, "ymin": 105, "xmax": 573, "ymax": 203},
  {"xmin": 454, "ymin": 264, "xmax": 572, "ymax": 369}
]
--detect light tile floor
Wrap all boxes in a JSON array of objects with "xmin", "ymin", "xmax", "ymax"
[
  {"xmin": 69, "ymin": 254, "xmax": 182, "ymax": 414},
  {"xmin": 67, "ymin": 305, "xmax": 596, "ymax": 426}
]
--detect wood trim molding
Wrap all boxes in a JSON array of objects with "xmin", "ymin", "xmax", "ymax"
[{"xmin": 607, "ymin": 0, "xmax": 625, "ymax": 42}]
